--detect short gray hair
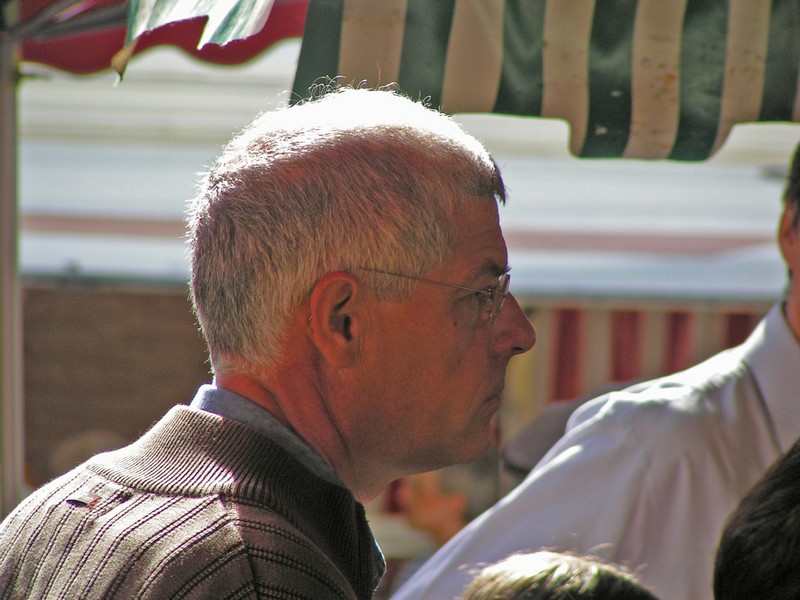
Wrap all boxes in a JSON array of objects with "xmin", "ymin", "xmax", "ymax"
[
  {"xmin": 187, "ymin": 87, "xmax": 505, "ymax": 374},
  {"xmin": 462, "ymin": 551, "xmax": 659, "ymax": 600}
]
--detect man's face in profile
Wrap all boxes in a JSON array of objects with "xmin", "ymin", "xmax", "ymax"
[{"xmin": 352, "ymin": 199, "xmax": 535, "ymax": 474}]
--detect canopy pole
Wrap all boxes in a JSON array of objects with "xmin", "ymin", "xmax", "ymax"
[{"xmin": 0, "ymin": 25, "xmax": 26, "ymax": 517}]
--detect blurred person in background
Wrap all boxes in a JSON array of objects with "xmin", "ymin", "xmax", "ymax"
[
  {"xmin": 0, "ymin": 87, "xmax": 535, "ymax": 599},
  {"xmin": 380, "ymin": 450, "xmax": 500, "ymax": 595},
  {"xmin": 393, "ymin": 144, "xmax": 800, "ymax": 600},
  {"xmin": 397, "ymin": 449, "xmax": 500, "ymax": 549}
]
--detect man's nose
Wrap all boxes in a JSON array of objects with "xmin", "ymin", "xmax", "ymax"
[{"xmin": 491, "ymin": 293, "xmax": 535, "ymax": 357}]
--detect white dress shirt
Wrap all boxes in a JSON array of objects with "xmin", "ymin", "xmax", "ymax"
[{"xmin": 392, "ymin": 303, "xmax": 800, "ymax": 600}]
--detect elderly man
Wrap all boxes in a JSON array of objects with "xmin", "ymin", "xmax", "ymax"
[
  {"xmin": 0, "ymin": 88, "xmax": 535, "ymax": 599},
  {"xmin": 393, "ymin": 143, "xmax": 800, "ymax": 600}
]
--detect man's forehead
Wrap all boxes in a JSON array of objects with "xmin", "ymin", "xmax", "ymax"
[{"xmin": 448, "ymin": 201, "xmax": 507, "ymax": 266}]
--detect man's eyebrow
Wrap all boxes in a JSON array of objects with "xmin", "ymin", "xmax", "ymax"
[{"xmin": 466, "ymin": 260, "xmax": 509, "ymax": 283}]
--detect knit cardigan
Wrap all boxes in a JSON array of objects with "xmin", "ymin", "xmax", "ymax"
[{"xmin": 0, "ymin": 406, "xmax": 383, "ymax": 599}]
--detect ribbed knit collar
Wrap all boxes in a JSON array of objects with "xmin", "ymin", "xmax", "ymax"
[{"xmin": 88, "ymin": 406, "xmax": 384, "ymax": 598}]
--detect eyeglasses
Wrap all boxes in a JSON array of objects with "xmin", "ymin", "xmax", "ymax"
[{"xmin": 359, "ymin": 267, "xmax": 510, "ymax": 323}]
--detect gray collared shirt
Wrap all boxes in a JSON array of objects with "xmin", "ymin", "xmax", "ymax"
[{"xmin": 189, "ymin": 384, "xmax": 343, "ymax": 487}]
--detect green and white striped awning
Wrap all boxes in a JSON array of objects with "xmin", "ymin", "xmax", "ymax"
[{"xmin": 292, "ymin": 0, "xmax": 800, "ymax": 160}]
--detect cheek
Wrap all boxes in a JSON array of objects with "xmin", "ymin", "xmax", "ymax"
[
  {"xmin": 393, "ymin": 314, "xmax": 489, "ymax": 402},
  {"xmin": 443, "ymin": 321, "xmax": 490, "ymax": 376}
]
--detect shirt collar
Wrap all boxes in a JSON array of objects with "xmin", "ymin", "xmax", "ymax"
[
  {"xmin": 742, "ymin": 302, "xmax": 800, "ymax": 451},
  {"xmin": 189, "ymin": 384, "xmax": 344, "ymax": 487}
]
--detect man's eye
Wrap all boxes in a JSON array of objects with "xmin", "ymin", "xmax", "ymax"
[{"xmin": 476, "ymin": 290, "xmax": 493, "ymax": 307}]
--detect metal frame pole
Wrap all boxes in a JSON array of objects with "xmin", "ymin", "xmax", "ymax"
[{"xmin": 0, "ymin": 22, "xmax": 26, "ymax": 517}]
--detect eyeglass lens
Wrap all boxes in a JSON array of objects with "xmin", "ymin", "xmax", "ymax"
[{"xmin": 490, "ymin": 274, "xmax": 510, "ymax": 322}]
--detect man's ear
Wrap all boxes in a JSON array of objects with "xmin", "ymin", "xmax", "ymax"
[
  {"xmin": 779, "ymin": 205, "xmax": 800, "ymax": 275},
  {"xmin": 308, "ymin": 272, "xmax": 362, "ymax": 368}
]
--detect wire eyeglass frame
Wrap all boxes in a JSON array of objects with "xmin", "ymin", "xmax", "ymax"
[{"xmin": 359, "ymin": 267, "xmax": 510, "ymax": 323}]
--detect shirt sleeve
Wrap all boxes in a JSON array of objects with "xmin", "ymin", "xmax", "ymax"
[{"xmin": 390, "ymin": 395, "xmax": 655, "ymax": 599}]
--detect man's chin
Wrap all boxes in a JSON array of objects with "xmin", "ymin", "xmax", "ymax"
[{"xmin": 459, "ymin": 430, "xmax": 495, "ymax": 465}]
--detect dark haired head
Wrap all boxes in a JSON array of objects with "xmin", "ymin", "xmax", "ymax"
[{"xmin": 714, "ymin": 437, "xmax": 800, "ymax": 600}]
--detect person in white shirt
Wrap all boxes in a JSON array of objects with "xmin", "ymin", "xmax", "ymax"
[{"xmin": 392, "ymin": 145, "xmax": 800, "ymax": 600}]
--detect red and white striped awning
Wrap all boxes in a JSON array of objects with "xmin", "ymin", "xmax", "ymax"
[{"xmin": 16, "ymin": 0, "xmax": 308, "ymax": 74}]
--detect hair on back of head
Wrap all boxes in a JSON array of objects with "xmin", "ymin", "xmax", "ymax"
[
  {"xmin": 461, "ymin": 550, "xmax": 660, "ymax": 600},
  {"xmin": 785, "ymin": 142, "xmax": 800, "ymax": 228},
  {"xmin": 187, "ymin": 87, "xmax": 505, "ymax": 375}
]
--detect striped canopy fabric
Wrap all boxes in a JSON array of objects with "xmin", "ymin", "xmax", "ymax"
[
  {"xmin": 126, "ymin": 0, "xmax": 276, "ymax": 48},
  {"xmin": 292, "ymin": 0, "xmax": 800, "ymax": 160},
  {"xmin": 15, "ymin": 0, "xmax": 307, "ymax": 74}
]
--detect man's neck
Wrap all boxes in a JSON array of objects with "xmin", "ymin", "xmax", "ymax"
[
  {"xmin": 784, "ymin": 292, "xmax": 800, "ymax": 344},
  {"xmin": 213, "ymin": 371, "xmax": 388, "ymax": 503}
]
